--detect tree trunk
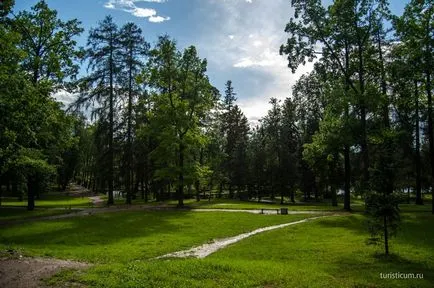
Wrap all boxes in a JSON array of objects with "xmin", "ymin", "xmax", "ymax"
[
  {"xmin": 195, "ymin": 181, "xmax": 200, "ymax": 202},
  {"xmin": 427, "ymin": 72, "xmax": 434, "ymax": 213},
  {"xmin": 344, "ymin": 40, "xmax": 351, "ymax": 211},
  {"xmin": 107, "ymin": 37, "xmax": 115, "ymax": 206},
  {"xmin": 384, "ymin": 215, "xmax": 389, "ymax": 255},
  {"xmin": 344, "ymin": 144, "xmax": 351, "ymax": 210},
  {"xmin": 177, "ymin": 142, "xmax": 185, "ymax": 207},
  {"xmin": 140, "ymin": 174, "xmax": 145, "ymax": 200},
  {"xmin": 427, "ymin": 68, "xmax": 433, "ymax": 213},
  {"xmin": 358, "ymin": 40, "xmax": 369, "ymax": 195},
  {"xmin": 144, "ymin": 171, "xmax": 149, "ymax": 203},
  {"xmin": 27, "ymin": 178, "xmax": 35, "ymax": 211},
  {"xmin": 125, "ymin": 40, "xmax": 134, "ymax": 205},
  {"xmin": 415, "ymin": 80, "xmax": 423, "ymax": 205}
]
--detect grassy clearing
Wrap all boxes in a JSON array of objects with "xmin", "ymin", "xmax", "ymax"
[
  {"xmin": 112, "ymin": 197, "xmax": 346, "ymax": 211},
  {"xmin": 0, "ymin": 211, "xmax": 309, "ymax": 263},
  {"xmin": 44, "ymin": 212, "xmax": 434, "ymax": 288},
  {"xmin": 0, "ymin": 208, "xmax": 75, "ymax": 222},
  {"xmin": 2, "ymin": 194, "xmax": 433, "ymax": 287},
  {"xmin": 1, "ymin": 194, "xmax": 93, "ymax": 208}
]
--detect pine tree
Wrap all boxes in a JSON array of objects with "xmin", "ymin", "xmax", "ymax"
[
  {"xmin": 118, "ymin": 22, "xmax": 149, "ymax": 204},
  {"xmin": 74, "ymin": 16, "xmax": 120, "ymax": 205}
]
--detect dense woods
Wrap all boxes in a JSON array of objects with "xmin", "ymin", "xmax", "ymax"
[{"xmin": 0, "ymin": 0, "xmax": 433, "ymax": 224}]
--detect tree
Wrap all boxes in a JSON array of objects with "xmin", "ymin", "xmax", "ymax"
[
  {"xmin": 366, "ymin": 193, "xmax": 401, "ymax": 255},
  {"xmin": 1, "ymin": 1, "xmax": 82, "ymax": 210},
  {"xmin": 14, "ymin": 0, "xmax": 83, "ymax": 86},
  {"xmin": 262, "ymin": 98, "xmax": 282, "ymax": 201},
  {"xmin": 74, "ymin": 16, "xmax": 120, "ymax": 205},
  {"xmin": 147, "ymin": 36, "xmax": 216, "ymax": 207},
  {"xmin": 280, "ymin": 98, "xmax": 299, "ymax": 203},
  {"xmin": 292, "ymin": 71, "xmax": 326, "ymax": 201},
  {"xmin": 118, "ymin": 22, "xmax": 149, "ymax": 204},
  {"xmin": 395, "ymin": 0, "xmax": 433, "ymax": 213}
]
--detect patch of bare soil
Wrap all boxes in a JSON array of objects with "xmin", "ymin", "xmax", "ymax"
[{"xmin": 0, "ymin": 256, "xmax": 89, "ymax": 288}]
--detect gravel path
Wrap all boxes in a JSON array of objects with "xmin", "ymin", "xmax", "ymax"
[
  {"xmin": 89, "ymin": 195, "xmax": 105, "ymax": 207},
  {"xmin": 191, "ymin": 208, "xmax": 327, "ymax": 214},
  {"xmin": 156, "ymin": 215, "xmax": 336, "ymax": 259}
]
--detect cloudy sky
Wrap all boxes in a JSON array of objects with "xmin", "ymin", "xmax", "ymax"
[{"xmin": 14, "ymin": 0, "xmax": 408, "ymax": 122}]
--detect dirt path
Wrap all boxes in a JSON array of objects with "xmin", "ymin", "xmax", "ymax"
[
  {"xmin": 88, "ymin": 195, "xmax": 105, "ymax": 207},
  {"xmin": 0, "ymin": 256, "xmax": 89, "ymax": 288},
  {"xmin": 157, "ymin": 215, "xmax": 337, "ymax": 259}
]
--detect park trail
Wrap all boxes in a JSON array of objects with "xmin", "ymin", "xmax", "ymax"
[{"xmin": 156, "ymin": 215, "xmax": 339, "ymax": 259}]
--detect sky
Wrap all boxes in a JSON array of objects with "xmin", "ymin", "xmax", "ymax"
[{"xmin": 14, "ymin": 0, "xmax": 409, "ymax": 123}]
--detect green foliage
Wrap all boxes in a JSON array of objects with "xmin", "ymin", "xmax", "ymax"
[
  {"xmin": 146, "ymin": 36, "xmax": 217, "ymax": 205},
  {"xmin": 14, "ymin": 0, "xmax": 83, "ymax": 85},
  {"xmin": 366, "ymin": 193, "xmax": 401, "ymax": 254},
  {"xmin": 0, "ymin": 0, "xmax": 82, "ymax": 210}
]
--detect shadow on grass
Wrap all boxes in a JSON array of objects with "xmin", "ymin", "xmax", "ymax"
[
  {"xmin": 0, "ymin": 210, "xmax": 183, "ymax": 244},
  {"xmin": 328, "ymin": 253, "xmax": 434, "ymax": 288},
  {"xmin": 0, "ymin": 210, "xmax": 193, "ymax": 264},
  {"xmin": 316, "ymin": 214, "xmax": 368, "ymax": 235}
]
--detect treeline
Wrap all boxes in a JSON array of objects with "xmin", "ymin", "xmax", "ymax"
[
  {"xmin": 280, "ymin": 0, "xmax": 433, "ymax": 213},
  {"xmin": 0, "ymin": 0, "xmax": 84, "ymax": 210},
  {"xmin": 0, "ymin": 0, "xmax": 433, "ymax": 212}
]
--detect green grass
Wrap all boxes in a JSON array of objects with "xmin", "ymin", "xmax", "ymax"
[
  {"xmin": 112, "ymin": 197, "xmax": 347, "ymax": 211},
  {"xmin": 2, "ymin": 195, "xmax": 433, "ymax": 288},
  {"xmin": 192, "ymin": 199, "xmax": 348, "ymax": 211},
  {"xmin": 42, "ymin": 212, "xmax": 434, "ymax": 288},
  {"xmin": 0, "ymin": 211, "xmax": 310, "ymax": 263},
  {"xmin": 1, "ymin": 194, "xmax": 93, "ymax": 208},
  {"xmin": 0, "ymin": 207, "xmax": 75, "ymax": 221}
]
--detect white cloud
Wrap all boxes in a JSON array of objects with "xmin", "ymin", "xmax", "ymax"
[
  {"xmin": 132, "ymin": 7, "xmax": 156, "ymax": 17},
  {"xmin": 104, "ymin": 3, "xmax": 115, "ymax": 9},
  {"xmin": 103, "ymin": 0, "xmax": 169, "ymax": 23},
  {"xmin": 197, "ymin": 0, "xmax": 313, "ymax": 123},
  {"xmin": 53, "ymin": 90, "xmax": 78, "ymax": 107},
  {"xmin": 149, "ymin": 15, "xmax": 170, "ymax": 22},
  {"xmin": 228, "ymin": 34, "xmax": 235, "ymax": 39}
]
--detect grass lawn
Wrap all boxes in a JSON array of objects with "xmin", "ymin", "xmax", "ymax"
[
  {"xmin": 0, "ymin": 211, "xmax": 310, "ymax": 263},
  {"xmin": 0, "ymin": 207, "xmax": 76, "ymax": 221},
  {"xmin": 113, "ymin": 197, "xmax": 347, "ymax": 211},
  {"xmin": 42, "ymin": 212, "xmax": 434, "ymax": 288},
  {"xmin": 1, "ymin": 194, "xmax": 93, "ymax": 208},
  {"xmin": 1, "ymin": 196, "xmax": 433, "ymax": 288}
]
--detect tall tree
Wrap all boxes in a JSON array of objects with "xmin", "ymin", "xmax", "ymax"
[
  {"xmin": 148, "ymin": 36, "xmax": 216, "ymax": 207},
  {"xmin": 1, "ymin": 0, "xmax": 82, "ymax": 210},
  {"xmin": 281, "ymin": 0, "xmax": 390, "ymax": 206},
  {"xmin": 74, "ymin": 16, "xmax": 120, "ymax": 205},
  {"xmin": 395, "ymin": 0, "xmax": 433, "ymax": 213},
  {"xmin": 118, "ymin": 22, "xmax": 149, "ymax": 204}
]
